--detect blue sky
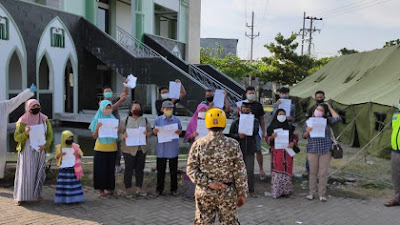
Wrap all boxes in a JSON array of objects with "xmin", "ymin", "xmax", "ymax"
[{"xmin": 201, "ymin": 0, "xmax": 400, "ymax": 59}]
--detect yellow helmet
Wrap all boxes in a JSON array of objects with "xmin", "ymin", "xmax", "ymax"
[{"xmin": 205, "ymin": 108, "xmax": 226, "ymax": 128}]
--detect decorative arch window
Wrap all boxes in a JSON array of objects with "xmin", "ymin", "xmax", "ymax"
[
  {"xmin": 8, "ymin": 51, "xmax": 22, "ymax": 91},
  {"xmin": 38, "ymin": 56, "xmax": 50, "ymax": 90}
]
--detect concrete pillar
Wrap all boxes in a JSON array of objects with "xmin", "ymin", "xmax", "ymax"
[{"xmin": 187, "ymin": 0, "xmax": 201, "ymax": 64}]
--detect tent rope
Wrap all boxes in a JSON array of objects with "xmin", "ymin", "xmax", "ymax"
[{"xmin": 329, "ymin": 119, "xmax": 392, "ymax": 177}]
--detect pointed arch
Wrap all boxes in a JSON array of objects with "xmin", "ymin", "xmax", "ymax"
[
  {"xmin": 36, "ymin": 16, "xmax": 78, "ymax": 115},
  {"xmin": 0, "ymin": 3, "xmax": 27, "ymax": 101}
]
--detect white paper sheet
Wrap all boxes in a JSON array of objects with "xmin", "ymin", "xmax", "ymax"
[
  {"xmin": 278, "ymin": 99, "xmax": 292, "ymax": 116},
  {"xmin": 213, "ymin": 89, "xmax": 225, "ymax": 108},
  {"xmin": 274, "ymin": 129, "xmax": 289, "ymax": 149},
  {"xmin": 157, "ymin": 123, "xmax": 179, "ymax": 143},
  {"xmin": 126, "ymin": 127, "xmax": 147, "ymax": 146},
  {"xmin": 123, "ymin": 74, "xmax": 137, "ymax": 89},
  {"xmin": 60, "ymin": 148, "xmax": 75, "ymax": 168},
  {"xmin": 285, "ymin": 148, "xmax": 296, "ymax": 157},
  {"xmin": 306, "ymin": 118, "xmax": 327, "ymax": 138},
  {"xmin": 29, "ymin": 124, "xmax": 46, "ymax": 151},
  {"xmin": 239, "ymin": 114, "xmax": 255, "ymax": 136},
  {"xmin": 168, "ymin": 81, "xmax": 181, "ymax": 99},
  {"xmin": 98, "ymin": 118, "xmax": 119, "ymax": 138},
  {"xmin": 196, "ymin": 120, "xmax": 209, "ymax": 140}
]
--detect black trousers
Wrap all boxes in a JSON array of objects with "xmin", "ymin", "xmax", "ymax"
[
  {"xmin": 156, "ymin": 157, "xmax": 178, "ymax": 193},
  {"xmin": 123, "ymin": 151, "xmax": 146, "ymax": 189},
  {"xmin": 243, "ymin": 153, "xmax": 255, "ymax": 193},
  {"xmin": 93, "ymin": 151, "xmax": 116, "ymax": 191}
]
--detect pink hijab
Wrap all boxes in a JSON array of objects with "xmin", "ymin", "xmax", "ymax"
[
  {"xmin": 17, "ymin": 99, "xmax": 48, "ymax": 126},
  {"xmin": 184, "ymin": 104, "xmax": 208, "ymax": 142}
]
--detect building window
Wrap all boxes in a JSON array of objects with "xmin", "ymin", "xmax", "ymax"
[
  {"xmin": 135, "ymin": 0, "xmax": 144, "ymax": 40},
  {"xmin": 50, "ymin": 27, "xmax": 65, "ymax": 48},
  {"xmin": 0, "ymin": 16, "xmax": 9, "ymax": 40},
  {"xmin": 154, "ymin": 4, "xmax": 177, "ymax": 40},
  {"xmin": 8, "ymin": 52, "xmax": 22, "ymax": 90},
  {"xmin": 39, "ymin": 56, "xmax": 50, "ymax": 90},
  {"xmin": 97, "ymin": 6, "xmax": 109, "ymax": 34}
]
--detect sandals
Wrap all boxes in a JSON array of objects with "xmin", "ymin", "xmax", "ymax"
[{"xmin": 385, "ymin": 199, "xmax": 399, "ymax": 207}]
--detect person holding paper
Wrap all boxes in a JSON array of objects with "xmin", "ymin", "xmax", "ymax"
[
  {"xmin": 241, "ymin": 86, "xmax": 267, "ymax": 181},
  {"xmin": 155, "ymin": 79, "xmax": 186, "ymax": 116},
  {"xmin": 89, "ymin": 100, "xmax": 118, "ymax": 199},
  {"xmin": 201, "ymin": 89, "xmax": 231, "ymax": 114},
  {"xmin": 266, "ymin": 109, "xmax": 297, "ymax": 199},
  {"xmin": 54, "ymin": 130, "xmax": 84, "ymax": 204},
  {"xmin": 272, "ymin": 87, "xmax": 296, "ymax": 123},
  {"xmin": 153, "ymin": 101, "xmax": 183, "ymax": 196},
  {"xmin": 229, "ymin": 103, "xmax": 259, "ymax": 194},
  {"xmin": 13, "ymin": 99, "xmax": 53, "ymax": 206},
  {"xmin": 0, "ymin": 84, "xmax": 36, "ymax": 179},
  {"xmin": 119, "ymin": 102, "xmax": 152, "ymax": 198},
  {"xmin": 303, "ymin": 103, "xmax": 341, "ymax": 202},
  {"xmin": 103, "ymin": 84, "xmax": 129, "ymax": 174},
  {"xmin": 187, "ymin": 108, "xmax": 248, "ymax": 224},
  {"xmin": 184, "ymin": 103, "xmax": 208, "ymax": 144}
]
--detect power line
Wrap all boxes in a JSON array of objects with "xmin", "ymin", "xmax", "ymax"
[
  {"xmin": 324, "ymin": 0, "xmax": 394, "ymax": 18},
  {"xmin": 311, "ymin": 0, "xmax": 375, "ymax": 16},
  {"xmin": 299, "ymin": 12, "xmax": 322, "ymax": 56}
]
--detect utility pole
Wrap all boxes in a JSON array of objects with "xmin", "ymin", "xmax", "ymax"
[
  {"xmin": 299, "ymin": 13, "xmax": 322, "ymax": 56},
  {"xmin": 246, "ymin": 11, "xmax": 260, "ymax": 60},
  {"xmin": 245, "ymin": 11, "xmax": 259, "ymax": 85}
]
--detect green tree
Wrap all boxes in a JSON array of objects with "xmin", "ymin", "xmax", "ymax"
[
  {"xmin": 200, "ymin": 44, "xmax": 254, "ymax": 80},
  {"xmin": 259, "ymin": 33, "xmax": 315, "ymax": 85},
  {"xmin": 338, "ymin": 48, "xmax": 359, "ymax": 55},
  {"xmin": 383, "ymin": 39, "xmax": 400, "ymax": 48}
]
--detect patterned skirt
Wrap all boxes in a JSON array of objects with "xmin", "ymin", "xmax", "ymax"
[
  {"xmin": 271, "ymin": 172, "xmax": 293, "ymax": 199},
  {"xmin": 54, "ymin": 167, "xmax": 84, "ymax": 203}
]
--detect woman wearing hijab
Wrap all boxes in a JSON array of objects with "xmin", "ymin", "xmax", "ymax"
[
  {"xmin": 13, "ymin": 99, "xmax": 53, "ymax": 206},
  {"xmin": 266, "ymin": 109, "xmax": 297, "ymax": 198},
  {"xmin": 119, "ymin": 101, "xmax": 152, "ymax": 198},
  {"xmin": 54, "ymin": 130, "xmax": 84, "ymax": 203},
  {"xmin": 89, "ymin": 100, "xmax": 118, "ymax": 199},
  {"xmin": 184, "ymin": 104, "xmax": 208, "ymax": 144}
]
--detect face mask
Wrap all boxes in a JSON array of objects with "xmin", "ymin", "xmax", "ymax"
[
  {"xmin": 277, "ymin": 115, "xmax": 286, "ymax": 122},
  {"xmin": 104, "ymin": 92, "xmax": 113, "ymax": 98},
  {"xmin": 31, "ymin": 108, "xmax": 41, "ymax": 115},
  {"xmin": 161, "ymin": 93, "xmax": 169, "ymax": 99},
  {"xmin": 132, "ymin": 109, "xmax": 143, "ymax": 116},
  {"xmin": 103, "ymin": 108, "xmax": 112, "ymax": 115},
  {"xmin": 65, "ymin": 139, "xmax": 73, "ymax": 145},
  {"xmin": 314, "ymin": 110, "xmax": 324, "ymax": 118},
  {"xmin": 206, "ymin": 96, "xmax": 214, "ymax": 102},
  {"xmin": 316, "ymin": 99, "xmax": 324, "ymax": 104},
  {"xmin": 246, "ymin": 94, "xmax": 256, "ymax": 101},
  {"xmin": 164, "ymin": 110, "xmax": 173, "ymax": 117},
  {"xmin": 198, "ymin": 112, "xmax": 206, "ymax": 119}
]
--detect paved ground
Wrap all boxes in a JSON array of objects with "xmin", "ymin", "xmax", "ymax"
[{"xmin": 0, "ymin": 184, "xmax": 399, "ymax": 225}]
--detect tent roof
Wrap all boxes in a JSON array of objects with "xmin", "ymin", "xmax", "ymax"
[{"xmin": 291, "ymin": 45, "xmax": 400, "ymax": 107}]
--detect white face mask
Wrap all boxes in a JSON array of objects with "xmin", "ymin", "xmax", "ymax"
[
  {"xmin": 277, "ymin": 115, "xmax": 287, "ymax": 122},
  {"xmin": 247, "ymin": 94, "xmax": 256, "ymax": 101},
  {"xmin": 161, "ymin": 93, "xmax": 169, "ymax": 99},
  {"xmin": 198, "ymin": 112, "xmax": 206, "ymax": 119}
]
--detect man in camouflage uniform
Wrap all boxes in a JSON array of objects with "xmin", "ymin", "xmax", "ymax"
[{"xmin": 187, "ymin": 108, "xmax": 248, "ymax": 225}]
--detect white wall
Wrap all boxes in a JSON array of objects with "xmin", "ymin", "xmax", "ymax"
[{"xmin": 116, "ymin": 0, "xmax": 132, "ymax": 35}]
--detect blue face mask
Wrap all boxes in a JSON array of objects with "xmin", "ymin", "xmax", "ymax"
[{"xmin": 104, "ymin": 92, "xmax": 113, "ymax": 98}]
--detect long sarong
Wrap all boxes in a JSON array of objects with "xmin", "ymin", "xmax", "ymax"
[{"xmin": 55, "ymin": 167, "xmax": 84, "ymax": 203}]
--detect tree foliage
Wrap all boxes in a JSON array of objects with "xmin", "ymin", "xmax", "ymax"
[
  {"xmin": 383, "ymin": 39, "xmax": 400, "ymax": 48},
  {"xmin": 200, "ymin": 44, "xmax": 255, "ymax": 80},
  {"xmin": 258, "ymin": 33, "xmax": 315, "ymax": 85},
  {"xmin": 338, "ymin": 48, "xmax": 359, "ymax": 55}
]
